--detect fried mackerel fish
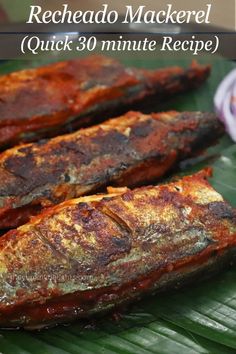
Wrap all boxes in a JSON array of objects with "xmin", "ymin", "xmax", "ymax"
[
  {"xmin": 0, "ymin": 170, "xmax": 235, "ymax": 329},
  {"xmin": 0, "ymin": 111, "xmax": 223, "ymax": 229},
  {"xmin": 0, "ymin": 55, "xmax": 210, "ymax": 148}
]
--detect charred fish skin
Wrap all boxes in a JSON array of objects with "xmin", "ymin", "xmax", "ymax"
[
  {"xmin": 0, "ymin": 170, "xmax": 235, "ymax": 329},
  {"xmin": 0, "ymin": 111, "xmax": 223, "ymax": 229},
  {"xmin": 0, "ymin": 55, "xmax": 210, "ymax": 148}
]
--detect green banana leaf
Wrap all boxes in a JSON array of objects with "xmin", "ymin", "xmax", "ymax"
[{"xmin": 0, "ymin": 53, "xmax": 235, "ymax": 354}]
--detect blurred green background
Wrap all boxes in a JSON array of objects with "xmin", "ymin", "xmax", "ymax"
[{"xmin": 0, "ymin": 0, "xmax": 30, "ymax": 22}]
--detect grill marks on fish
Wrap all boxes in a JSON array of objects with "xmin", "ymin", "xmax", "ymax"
[
  {"xmin": 35, "ymin": 201, "xmax": 132, "ymax": 270},
  {"xmin": 0, "ymin": 55, "xmax": 210, "ymax": 148},
  {"xmin": 0, "ymin": 170, "xmax": 235, "ymax": 328},
  {"xmin": 0, "ymin": 111, "xmax": 223, "ymax": 228}
]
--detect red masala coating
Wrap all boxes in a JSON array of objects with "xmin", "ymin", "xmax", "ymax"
[
  {"xmin": 0, "ymin": 55, "xmax": 210, "ymax": 147},
  {"xmin": 0, "ymin": 170, "xmax": 235, "ymax": 329},
  {"xmin": 0, "ymin": 111, "xmax": 223, "ymax": 228}
]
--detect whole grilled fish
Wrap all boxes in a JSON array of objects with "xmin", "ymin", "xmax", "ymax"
[
  {"xmin": 0, "ymin": 55, "xmax": 210, "ymax": 148},
  {"xmin": 0, "ymin": 170, "xmax": 235, "ymax": 329},
  {"xmin": 0, "ymin": 111, "xmax": 223, "ymax": 229}
]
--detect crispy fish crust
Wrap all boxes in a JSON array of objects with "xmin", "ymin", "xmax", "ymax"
[
  {"xmin": 0, "ymin": 170, "xmax": 235, "ymax": 329},
  {"xmin": 0, "ymin": 111, "xmax": 223, "ymax": 228},
  {"xmin": 0, "ymin": 55, "xmax": 210, "ymax": 147}
]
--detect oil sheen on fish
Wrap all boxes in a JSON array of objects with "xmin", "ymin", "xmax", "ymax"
[
  {"xmin": 0, "ymin": 169, "xmax": 235, "ymax": 329},
  {"xmin": 0, "ymin": 55, "xmax": 210, "ymax": 148},
  {"xmin": 0, "ymin": 111, "xmax": 223, "ymax": 229}
]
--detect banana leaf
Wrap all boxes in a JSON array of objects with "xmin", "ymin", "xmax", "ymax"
[{"xmin": 0, "ymin": 53, "xmax": 235, "ymax": 354}]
